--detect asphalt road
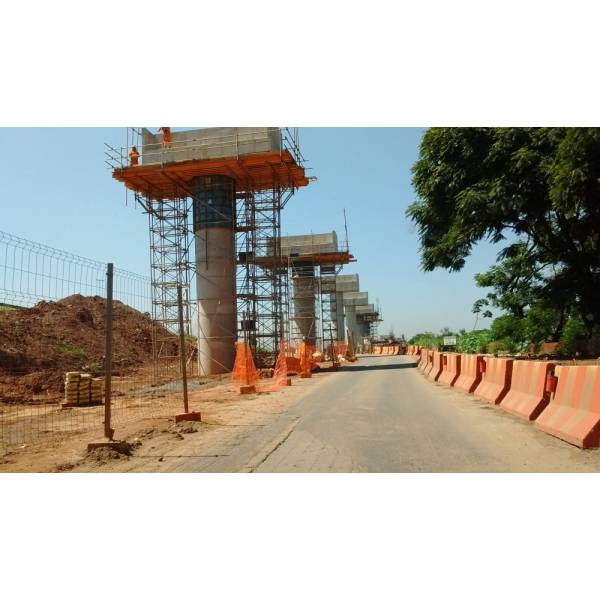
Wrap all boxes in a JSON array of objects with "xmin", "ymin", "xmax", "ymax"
[
  {"xmin": 126, "ymin": 353, "xmax": 600, "ymax": 473},
  {"xmin": 220, "ymin": 354, "xmax": 600, "ymax": 473}
]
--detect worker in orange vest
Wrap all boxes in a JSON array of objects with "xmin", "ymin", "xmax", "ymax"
[
  {"xmin": 128, "ymin": 146, "xmax": 140, "ymax": 166},
  {"xmin": 158, "ymin": 127, "xmax": 172, "ymax": 150}
]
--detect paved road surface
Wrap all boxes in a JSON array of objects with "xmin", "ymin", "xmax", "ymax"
[{"xmin": 186, "ymin": 354, "xmax": 600, "ymax": 472}]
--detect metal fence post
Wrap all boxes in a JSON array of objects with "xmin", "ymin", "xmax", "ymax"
[
  {"xmin": 177, "ymin": 284, "xmax": 189, "ymax": 414},
  {"xmin": 104, "ymin": 263, "xmax": 114, "ymax": 440}
]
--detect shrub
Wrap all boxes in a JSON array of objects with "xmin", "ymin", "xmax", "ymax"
[
  {"xmin": 456, "ymin": 330, "xmax": 492, "ymax": 354},
  {"xmin": 59, "ymin": 342, "xmax": 86, "ymax": 360}
]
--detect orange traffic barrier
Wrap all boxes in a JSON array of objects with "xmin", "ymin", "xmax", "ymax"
[
  {"xmin": 418, "ymin": 348, "xmax": 429, "ymax": 371},
  {"xmin": 499, "ymin": 360, "xmax": 554, "ymax": 421},
  {"xmin": 475, "ymin": 357, "xmax": 514, "ymax": 404},
  {"xmin": 332, "ymin": 342, "xmax": 348, "ymax": 359},
  {"xmin": 232, "ymin": 341, "xmax": 259, "ymax": 393},
  {"xmin": 438, "ymin": 353, "xmax": 461, "ymax": 386},
  {"xmin": 535, "ymin": 365, "xmax": 600, "ymax": 448},
  {"xmin": 454, "ymin": 354, "xmax": 484, "ymax": 393},
  {"xmin": 428, "ymin": 351, "xmax": 444, "ymax": 381},
  {"xmin": 423, "ymin": 350, "xmax": 435, "ymax": 377}
]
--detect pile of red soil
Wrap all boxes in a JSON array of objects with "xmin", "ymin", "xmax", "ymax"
[{"xmin": 0, "ymin": 295, "xmax": 178, "ymax": 403}]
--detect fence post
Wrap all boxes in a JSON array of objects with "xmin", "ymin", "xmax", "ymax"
[
  {"xmin": 177, "ymin": 284, "xmax": 189, "ymax": 414},
  {"xmin": 104, "ymin": 263, "xmax": 114, "ymax": 440}
]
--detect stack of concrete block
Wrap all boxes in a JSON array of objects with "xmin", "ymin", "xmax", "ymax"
[
  {"xmin": 90, "ymin": 378, "xmax": 103, "ymax": 404},
  {"xmin": 64, "ymin": 372, "xmax": 80, "ymax": 404},
  {"xmin": 78, "ymin": 374, "xmax": 92, "ymax": 404}
]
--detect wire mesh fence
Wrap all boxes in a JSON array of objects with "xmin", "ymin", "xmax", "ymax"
[{"xmin": 0, "ymin": 230, "xmax": 198, "ymax": 456}]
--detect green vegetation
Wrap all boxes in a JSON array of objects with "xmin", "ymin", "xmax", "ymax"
[
  {"xmin": 59, "ymin": 342, "xmax": 87, "ymax": 360},
  {"xmin": 409, "ymin": 328, "xmax": 491, "ymax": 354},
  {"xmin": 455, "ymin": 330, "xmax": 492, "ymax": 354},
  {"xmin": 83, "ymin": 361, "xmax": 102, "ymax": 376},
  {"xmin": 407, "ymin": 128, "xmax": 600, "ymax": 357},
  {"xmin": 409, "ymin": 332, "xmax": 443, "ymax": 348}
]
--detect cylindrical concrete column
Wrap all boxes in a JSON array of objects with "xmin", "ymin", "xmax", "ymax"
[
  {"xmin": 193, "ymin": 175, "xmax": 236, "ymax": 375},
  {"xmin": 335, "ymin": 291, "xmax": 346, "ymax": 341},
  {"xmin": 345, "ymin": 304, "xmax": 360, "ymax": 346},
  {"xmin": 292, "ymin": 264, "xmax": 316, "ymax": 346}
]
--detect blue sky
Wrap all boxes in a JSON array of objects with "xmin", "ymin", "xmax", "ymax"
[{"xmin": 0, "ymin": 127, "xmax": 497, "ymax": 338}]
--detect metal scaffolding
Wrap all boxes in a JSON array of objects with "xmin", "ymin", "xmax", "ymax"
[
  {"xmin": 236, "ymin": 186, "xmax": 293, "ymax": 367},
  {"xmin": 107, "ymin": 127, "xmax": 308, "ymax": 374},
  {"xmin": 283, "ymin": 235, "xmax": 353, "ymax": 363},
  {"xmin": 319, "ymin": 264, "xmax": 340, "ymax": 360},
  {"xmin": 143, "ymin": 194, "xmax": 193, "ymax": 375}
]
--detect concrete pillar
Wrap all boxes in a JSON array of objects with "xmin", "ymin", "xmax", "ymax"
[
  {"xmin": 345, "ymin": 305, "xmax": 361, "ymax": 345},
  {"xmin": 335, "ymin": 291, "xmax": 346, "ymax": 341},
  {"xmin": 193, "ymin": 175, "xmax": 236, "ymax": 375},
  {"xmin": 292, "ymin": 264, "xmax": 317, "ymax": 346}
]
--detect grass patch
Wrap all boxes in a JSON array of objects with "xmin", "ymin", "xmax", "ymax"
[{"xmin": 59, "ymin": 342, "xmax": 87, "ymax": 360}]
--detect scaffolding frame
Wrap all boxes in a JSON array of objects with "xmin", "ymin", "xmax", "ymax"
[
  {"xmin": 319, "ymin": 263, "xmax": 342, "ymax": 360},
  {"xmin": 284, "ymin": 238, "xmax": 352, "ymax": 363},
  {"xmin": 136, "ymin": 193, "xmax": 194, "ymax": 376},
  {"xmin": 236, "ymin": 186, "xmax": 294, "ymax": 368},
  {"xmin": 108, "ymin": 127, "xmax": 307, "ymax": 374}
]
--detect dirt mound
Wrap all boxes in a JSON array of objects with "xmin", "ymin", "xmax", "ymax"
[{"xmin": 0, "ymin": 294, "xmax": 177, "ymax": 403}]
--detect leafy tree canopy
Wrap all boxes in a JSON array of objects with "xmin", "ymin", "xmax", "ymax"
[{"xmin": 408, "ymin": 127, "xmax": 600, "ymax": 335}]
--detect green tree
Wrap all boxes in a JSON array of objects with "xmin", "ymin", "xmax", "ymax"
[{"xmin": 408, "ymin": 127, "xmax": 600, "ymax": 338}]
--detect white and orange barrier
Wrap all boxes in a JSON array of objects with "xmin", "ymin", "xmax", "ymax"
[
  {"xmin": 535, "ymin": 365, "xmax": 600, "ymax": 448},
  {"xmin": 438, "ymin": 353, "xmax": 461, "ymax": 386},
  {"xmin": 475, "ymin": 357, "xmax": 514, "ymax": 404},
  {"xmin": 499, "ymin": 360, "xmax": 554, "ymax": 421},
  {"xmin": 418, "ymin": 348, "xmax": 429, "ymax": 372},
  {"xmin": 423, "ymin": 350, "xmax": 435, "ymax": 377},
  {"xmin": 428, "ymin": 351, "xmax": 444, "ymax": 381},
  {"xmin": 454, "ymin": 354, "xmax": 484, "ymax": 393}
]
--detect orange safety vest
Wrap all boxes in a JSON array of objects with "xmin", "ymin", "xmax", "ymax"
[
  {"xmin": 128, "ymin": 148, "xmax": 140, "ymax": 165},
  {"xmin": 159, "ymin": 127, "xmax": 172, "ymax": 142}
]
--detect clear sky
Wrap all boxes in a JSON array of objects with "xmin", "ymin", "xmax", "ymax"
[{"xmin": 0, "ymin": 127, "xmax": 496, "ymax": 338}]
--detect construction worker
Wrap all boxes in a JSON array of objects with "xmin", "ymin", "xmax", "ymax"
[
  {"xmin": 128, "ymin": 146, "xmax": 140, "ymax": 166},
  {"xmin": 158, "ymin": 127, "xmax": 172, "ymax": 150}
]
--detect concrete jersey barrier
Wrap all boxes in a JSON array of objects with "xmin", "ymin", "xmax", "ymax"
[
  {"xmin": 418, "ymin": 348, "xmax": 429, "ymax": 371},
  {"xmin": 428, "ymin": 351, "xmax": 444, "ymax": 381},
  {"xmin": 536, "ymin": 365, "xmax": 600, "ymax": 448},
  {"xmin": 423, "ymin": 350, "xmax": 435, "ymax": 377},
  {"xmin": 438, "ymin": 353, "xmax": 461, "ymax": 386},
  {"xmin": 499, "ymin": 360, "xmax": 554, "ymax": 421},
  {"xmin": 475, "ymin": 357, "xmax": 514, "ymax": 404},
  {"xmin": 454, "ymin": 354, "xmax": 484, "ymax": 393}
]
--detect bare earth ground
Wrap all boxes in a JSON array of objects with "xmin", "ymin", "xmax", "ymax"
[
  {"xmin": 3, "ymin": 355, "xmax": 600, "ymax": 472},
  {"xmin": 0, "ymin": 372, "xmax": 326, "ymax": 473}
]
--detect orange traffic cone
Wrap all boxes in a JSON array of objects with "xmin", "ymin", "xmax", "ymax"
[
  {"xmin": 232, "ymin": 341, "xmax": 259, "ymax": 394},
  {"xmin": 268, "ymin": 339, "xmax": 293, "ymax": 391}
]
